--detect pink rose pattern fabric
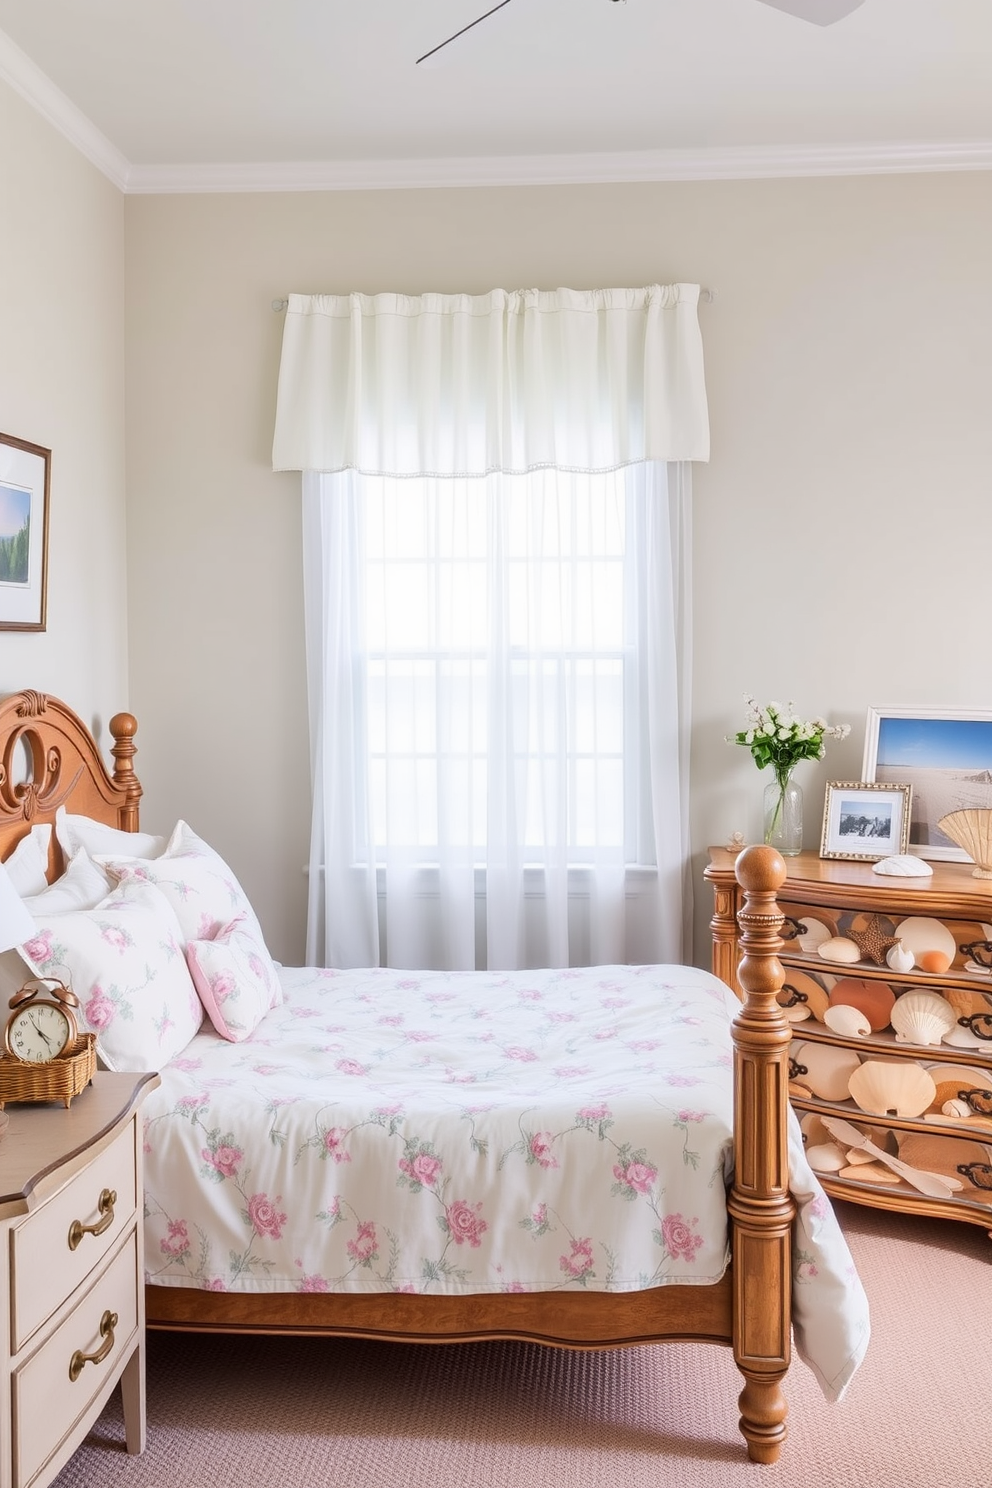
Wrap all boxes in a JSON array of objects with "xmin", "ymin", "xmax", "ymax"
[
  {"xmin": 140, "ymin": 961, "xmax": 870, "ymax": 1401},
  {"xmin": 186, "ymin": 916, "xmax": 283, "ymax": 1042},
  {"xmin": 19, "ymin": 881, "xmax": 204, "ymax": 1072}
]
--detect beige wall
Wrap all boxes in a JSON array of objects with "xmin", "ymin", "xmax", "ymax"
[
  {"xmin": 122, "ymin": 173, "xmax": 992, "ymax": 965},
  {"xmin": 0, "ymin": 82, "xmax": 128, "ymax": 748}
]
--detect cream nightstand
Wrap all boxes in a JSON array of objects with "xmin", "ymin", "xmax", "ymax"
[{"xmin": 0, "ymin": 1072, "xmax": 159, "ymax": 1488}]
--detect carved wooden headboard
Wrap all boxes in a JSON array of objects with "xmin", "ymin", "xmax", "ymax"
[{"xmin": 0, "ymin": 690, "xmax": 141, "ymax": 879}]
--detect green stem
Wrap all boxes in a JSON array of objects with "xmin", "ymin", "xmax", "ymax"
[{"xmin": 765, "ymin": 768, "xmax": 794, "ymax": 844}]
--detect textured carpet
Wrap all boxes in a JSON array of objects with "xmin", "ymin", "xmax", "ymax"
[{"xmin": 53, "ymin": 1202, "xmax": 991, "ymax": 1488}]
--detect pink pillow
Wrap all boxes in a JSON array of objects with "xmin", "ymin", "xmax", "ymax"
[{"xmin": 186, "ymin": 916, "xmax": 282, "ymax": 1043}]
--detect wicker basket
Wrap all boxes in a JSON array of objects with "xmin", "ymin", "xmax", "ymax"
[{"xmin": 0, "ymin": 1033, "xmax": 97, "ymax": 1109}]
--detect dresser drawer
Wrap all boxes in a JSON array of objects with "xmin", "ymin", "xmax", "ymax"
[
  {"xmin": 10, "ymin": 1119, "xmax": 137, "ymax": 1352},
  {"xmin": 12, "ymin": 1231, "xmax": 138, "ymax": 1488}
]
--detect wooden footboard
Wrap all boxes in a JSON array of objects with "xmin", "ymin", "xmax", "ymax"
[{"xmin": 0, "ymin": 693, "xmax": 792, "ymax": 1464}]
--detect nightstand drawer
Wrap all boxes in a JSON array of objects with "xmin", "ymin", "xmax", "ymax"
[
  {"xmin": 10, "ymin": 1119, "xmax": 137, "ymax": 1352},
  {"xmin": 13, "ymin": 1232, "xmax": 138, "ymax": 1488}
]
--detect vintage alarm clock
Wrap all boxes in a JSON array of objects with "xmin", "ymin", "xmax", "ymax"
[{"xmin": 0, "ymin": 977, "xmax": 96, "ymax": 1108}]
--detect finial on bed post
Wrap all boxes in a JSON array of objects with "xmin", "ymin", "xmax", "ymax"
[
  {"xmin": 109, "ymin": 712, "xmax": 142, "ymax": 831},
  {"xmin": 727, "ymin": 842, "xmax": 795, "ymax": 1465}
]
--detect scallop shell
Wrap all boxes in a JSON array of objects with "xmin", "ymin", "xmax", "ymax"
[
  {"xmin": 848, "ymin": 1059, "xmax": 936, "ymax": 1118},
  {"xmin": 942, "ymin": 1099, "xmax": 975, "ymax": 1119},
  {"xmin": 893, "ymin": 916, "xmax": 957, "ymax": 965},
  {"xmin": 941, "ymin": 1023, "xmax": 988, "ymax": 1049},
  {"xmin": 871, "ymin": 855, "xmax": 933, "ymax": 877},
  {"xmin": 817, "ymin": 937, "xmax": 862, "ymax": 966},
  {"xmin": 885, "ymin": 939, "xmax": 916, "ymax": 974},
  {"xmin": 943, "ymin": 987, "xmax": 992, "ymax": 1022},
  {"xmin": 792, "ymin": 1040, "xmax": 864, "ymax": 1103},
  {"xmin": 795, "ymin": 915, "xmax": 834, "ymax": 954},
  {"xmin": 828, "ymin": 977, "xmax": 895, "ymax": 1032},
  {"xmin": 800, "ymin": 1111, "xmax": 832, "ymax": 1147},
  {"xmin": 937, "ymin": 809, "xmax": 992, "ymax": 877},
  {"xmin": 805, "ymin": 1142, "xmax": 848, "ymax": 1173},
  {"xmin": 823, "ymin": 1004, "xmax": 872, "ymax": 1038},
  {"xmin": 889, "ymin": 990, "xmax": 957, "ymax": 1047}
]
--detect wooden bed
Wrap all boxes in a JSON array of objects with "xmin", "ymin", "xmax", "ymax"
[{"xmin": 0, "ymin": 688, "xmax": 795, "ymax": 1463}]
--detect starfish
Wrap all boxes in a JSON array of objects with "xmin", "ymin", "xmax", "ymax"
[{"xmin": 847, "ymin": 915, "xmax": 899, "ymax": 966}]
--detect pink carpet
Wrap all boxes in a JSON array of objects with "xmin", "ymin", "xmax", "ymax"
[{"xmin": 53, "ymin": 1201, "xmax": 990, "ymax": 1487}]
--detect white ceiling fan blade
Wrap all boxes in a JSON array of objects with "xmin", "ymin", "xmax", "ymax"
[
  {"xmin": 755, "ymin": 0, "xmax": 866, "ymax": 23},
  {"xmin": 417, "ymin": 0, "xmax": 516, "ymax": 65}
]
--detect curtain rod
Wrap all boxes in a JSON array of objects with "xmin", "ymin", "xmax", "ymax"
[{"xmin": 271, "ymin": 288, "xmax": 716, "ymax": 312}]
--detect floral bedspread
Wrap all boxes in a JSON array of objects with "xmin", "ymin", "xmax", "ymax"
[{"xmin": 142, "ymin": 962, "xmax": 869, "ymax": 1400}]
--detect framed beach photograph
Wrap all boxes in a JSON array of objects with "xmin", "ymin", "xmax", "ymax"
[
  {"xmin": 863, "ymin": 706, "xmax": 992, "ymax": 861},
  {"xmin": 820, "ymin": 780, "xmax": 912, "ymax": 861},
  {"xmin": 0, "ymin": 432, "xmax": 50, "ymax": 631}
]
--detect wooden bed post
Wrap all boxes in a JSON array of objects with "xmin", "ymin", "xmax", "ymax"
[
  {"xmin": 109, "ymin": 712, "xmax": 142, "ymax": 830},
  {"xmin": 727, "ymin": 843, "xmax": 794, "ymax": 1465}
]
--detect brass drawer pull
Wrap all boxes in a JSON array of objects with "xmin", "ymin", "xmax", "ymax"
[
  {"xmin": 68, "ymin": 1188, "xmax": 117, "ymax": 1250},
  {"xmin": 68, "ymin": 1309, "xmax": 118, "ymax": 1382}
]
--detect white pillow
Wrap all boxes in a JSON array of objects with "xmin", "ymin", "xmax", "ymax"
[
  {"xmin": 22, "ymin": 848, "xmax": 113, "ymax": 916},
  {"xmin": 18, "ymin": 880, "xmax": 204, "ymax": 1073},
  {"xmin": 186, "ymin": 915, "xmax": 282, "ymax": 1042},
  {"xmin": 55, "ymin": 806, "xmax": 166, "ymax": 863},
  {"xmin": 4, "ymin": 824, "xmax": 53, "ymax": 896},
  {"xmin": 102, "ymin": 820, "xmax": 279, "ymax": 979}
]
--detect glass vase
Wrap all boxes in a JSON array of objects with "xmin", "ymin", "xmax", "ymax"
[{"xmin": 763, "ymin": 773, "xmax": 803, "ymax": 855}]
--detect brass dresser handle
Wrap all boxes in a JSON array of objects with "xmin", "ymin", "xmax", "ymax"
[
  {"xmin": 67, "ymin": 1188, "xmax": 117, "ymax": 1250},
  {"xmin": 68, "ymin": 1310, "xmax": 118, "ymax": 1382}
]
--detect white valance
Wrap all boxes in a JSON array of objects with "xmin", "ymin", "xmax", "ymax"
[{"xmin": 272, "ymin": 284, "xmax": 709, "ymax": 476}]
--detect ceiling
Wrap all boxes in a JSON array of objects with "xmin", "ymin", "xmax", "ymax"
[{"xmin": 0, "ymin": 0, "xmax": 990, "ymax": 192}]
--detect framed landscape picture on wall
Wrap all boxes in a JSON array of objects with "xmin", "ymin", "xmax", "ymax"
[
  {"xmin": 863, "ymin": 706, "xmax": 992, "ymax": 861},
  {"xmin": 0, "ymin": 432, "xmax": 50, "ymax": 631}
]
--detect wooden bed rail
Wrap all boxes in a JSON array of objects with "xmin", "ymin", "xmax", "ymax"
[{"xmin": 728, "ymin": 843, "xmax": 793, "ymax": 1463}]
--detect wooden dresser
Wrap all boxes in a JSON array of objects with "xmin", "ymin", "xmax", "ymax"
[
  {"xmin": 705, "ymin": 848, "xmax": 992, "ymax": 1233},
  {"xmin": 0, "ymin": 1072, "xmax": 159, "ymax": 1488}
]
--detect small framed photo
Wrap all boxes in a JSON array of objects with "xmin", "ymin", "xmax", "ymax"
[
  {"xmin": 820, "ymin": 780, "xmax": 912, "ymax": 861},
  {"xmin": 0, "ymin": 432, "xmax": 50, "ymax": 631},
  {"xmin": 863, "ymin": 706, "xmax": 992, "ymax": 861}
]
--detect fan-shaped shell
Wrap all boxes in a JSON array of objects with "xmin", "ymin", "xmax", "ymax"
[
  {"xmin": 943, "ymin": 987, "xmax": 992, "ymax": 1021},
  {"xmin": 795, "ymin": 915, "xmax": 835, "ymax": 954},
  {"xmin": 890, "ymin": 990, "xmax": 956, "ymax": 1047},
  {"xmin": 871, "ymin": 855, "xmax": 933, "ymax": 878},
  {"xmin": 778, "ymin": 968, "xmax": 830, "ymax": 1022},
  {"xmin": 817, "ymin": 937, "xmax": 861, "ymax": 965},
  {"xmin": 828, "ymin": 977, "xmax": 895, "ymax": 1032},
  {"xmin": 792, "ymin": 1040, "xmax": 863, "ymax": 1102},
  {"xmin": 823, "ymin": 1003, "xmax": 872, "ymax": 1038},
  {"xmin": 805, "ymin": 1142, "xmax": 848, "ymax": 1173},
  {"xmin": 893, "ymin": 916, "xmax": 957, "ymax": 964},
  {"xmin": 800, "ymin": 1111, "xmax": 832, "ymax": 1147},
  {"xmin": 848, "ymin": 1059, "xmax": 936, "ymax": 1118},
  {"xmin": 937, "ymin": 809, "xmax": 992, "ymax": 877},
  {"xmin": 941, "ymin": 1022, "xmax": 987, "ymax": 1049}
]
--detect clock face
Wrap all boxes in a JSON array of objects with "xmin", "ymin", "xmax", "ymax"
[{"xmin": 6, "ymin": 1001, "xmax": 73, "ymax": 1064}]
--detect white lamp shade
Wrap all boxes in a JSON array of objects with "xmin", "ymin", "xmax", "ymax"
[{"xmin": 0, "ymin": 858, "xmax": 37, "ymax": 954}]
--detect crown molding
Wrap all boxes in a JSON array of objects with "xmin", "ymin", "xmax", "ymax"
[
  {"xmin": 125, "ymin": 139, "xmax": 992, "ymax": 194},
  {"xmin": 0, "ymin": 28, "xmax": 130, "ymax": 190}
]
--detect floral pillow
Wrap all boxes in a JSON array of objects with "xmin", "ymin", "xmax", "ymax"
[
  {"xmin": 18, "ymin": 880, "xmax": 204, "ymax": 1073},
  {"xmin": 101, "ymin": 820, "xmax": 280, "ymax": 987},
  {"xmin": 186, "ymin": 915, "xmax": 282, "ymax": 1042}
]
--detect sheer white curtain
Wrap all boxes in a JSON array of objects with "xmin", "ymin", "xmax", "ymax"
[{"xmin": 276, "ymin": 286, "xmax": 709, "ymax": 971}]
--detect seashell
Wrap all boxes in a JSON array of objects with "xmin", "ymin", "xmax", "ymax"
[
  {"xmin": 828, "ymin": 977, "xmax": 895, "ymax": 1032},
  {"xmin": 800, "ymin": 1111, "xmax": 832, "ymax": 1147},
  {"xmin": 805, "ymin": 1142, "xmax": 848, "ymax": 1173},
  {"xmin": 916, "ymin": 949, "xmax": 951, "ymax": 975},
  {"xmin": 871, "ymin": 855, "xmax": 933, "ymax": 877},
  {"xmin": 778, "ymin": 968, "xmax": 830, "ymax": 1022},
  {"xmin": 795, "ymin": 916, "xmax": 834, "ymax": 954},
  {"xmin": 789, "ymin": 1080, "xmax": 814, "ymax": 1100},
  {"xmin": 843, "ymin": 1147, "xmax": 876, "ymax": 1166},
  {"xmin": 885, "ymin": 939, "xmax": 916, "ymax": 974},
  {"xmin": 848, "ymin": 1059, "xmax": 936, "ymax": 1118},
  {"xmin": 817, "ymin": 937, "xmax": 861, "ymax": 965},
  {"xmin": 942, "ymin": 1099, "xmax": 975, "ymax": 1119},
  {"xmin": 792, "ymin": 1041, "xmax": 864, "ymax": 1102},
  {"xmin": 823, "ymin": 1004, "xmax": 872, "ymax": 1038},
  {"xmin": 838, "ymin": 1162, "xmax": 897, "ymax": 1184},
  {"xmin": 937, "ymin": 809, "xmax": 992, "ymax": 878},
  {"xmin": 943, "ymin": 987, "xmax": 992, "ymax": 1022},
  {"xmin": 889, "ymin": 990, "xmax": 957, "ymax": 1047},
  {"xmin": 941, "ymin": 1023, "xmax": 987, "ymax": 1049},
  {"xmin": 893, "ymin": 916, "xmax": 957, "ymax": 965}
]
